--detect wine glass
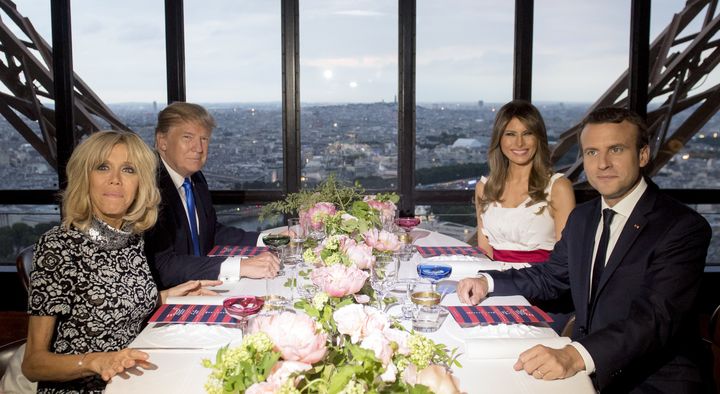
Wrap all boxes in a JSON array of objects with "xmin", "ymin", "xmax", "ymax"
[
  {"xmin": 370, "ymin": 255, "xmax": 399, "ymax": 310},
  {"xmin": 395, "ymin": 216, "xmax": 421, "ymax": 233},
  {"xmin": 263, "ymin": 232, "xmax": 290, "ymax": 275},
  {"xmin": 416, "ymin": 263, "xmax": 452, "ymax": 293},
  {"xmin": 223, "ymin": 296, "xmax": 264, "ymax": 334}
]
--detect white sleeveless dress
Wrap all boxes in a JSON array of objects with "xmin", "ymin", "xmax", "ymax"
[{"xmin": 480, "ymin": 173, "xmax": 564, "ymax": 267}]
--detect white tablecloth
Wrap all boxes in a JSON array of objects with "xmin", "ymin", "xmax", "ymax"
[{"xmin": 106, "ymin": 230, "xmax": 594, "ymax": 394}]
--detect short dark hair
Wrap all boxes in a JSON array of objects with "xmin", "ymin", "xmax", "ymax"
[{"xmin": 579, "ymin": 106, "xmax": 650, "ymax": 151}]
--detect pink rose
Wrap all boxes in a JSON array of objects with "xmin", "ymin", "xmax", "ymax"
[
  {"xmin": 267, "ymin": 361, "xmax": 313, "ymax": 385},
  {"xmin": 343, "ymin": 242, "xmax": 375, "ymax": 269},
  {"xmin": 333, "ymin": 304, "xmax": 367, "ymax": 343},
  {"xmin": 363, "ymin": 229, "xmax": 402, "ymax": 252},
  {"xmin": 311, "ymin": 264, "xmax": 368, "ymax": 297},
  {"xmin": 249, "ymin": 312, "xmax": 327, "ymax": 364},
  {"xmin": 245, "ymin": 382, "xmax": 279, "ymax": 394},
  {"xmin": 302, "ymin": 202, "xmax": 336, "ymax": 230}
]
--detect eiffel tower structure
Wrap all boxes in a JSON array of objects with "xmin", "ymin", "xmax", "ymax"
[
  {"xmin": 0, "ymin": 0, "xmax": 129, "ymax": 172},
  {"xmin": 552, "ymin": 0, "xmax": 720, "ymax": 182}
]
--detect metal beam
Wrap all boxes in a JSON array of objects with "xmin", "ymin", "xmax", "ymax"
[
  {"xmin": 51, "ymin": 0, "xmax": 74, "ymax": 190},
  {"xmin": 629, "ymin": 0, "xmax": 650, "ymax": 118},
  {"xmin": 398, "ymin": 0, "xmax": 416, "ymax": 216},
  {"xmin": 165, "ymin": 0, "xmax": 185, "ymax": 103},
  {"xmin": 513, "ymin": 0, "xmax": 533, "ymax": 101},
  {"xmin": 281, "ymin": 0, "xmax": 300, "ymax": 195}
]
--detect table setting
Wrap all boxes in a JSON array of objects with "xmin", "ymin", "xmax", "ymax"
[{"xmin": 106, "ymin": 177, "xmax": 593, "ymax": 394}]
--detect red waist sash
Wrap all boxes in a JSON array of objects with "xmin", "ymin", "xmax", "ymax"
[{"xmin": 492, "ymin": 248, "xmax": 551, "ymax": 263}]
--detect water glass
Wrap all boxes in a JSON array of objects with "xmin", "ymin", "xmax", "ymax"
[
  {"xmin": 370, "ymin": 255, "xmax": 399, "ymax": 310},
  {"xmin": 287, "ymin": 218, "xmax": 307, "ymax": 265},
  {"xmin": 296, "ymin": 265, "xmax": 317, "ymax": 301},
  {"xmin": 265, "ymin": 275, "xmax": 290, "ymax": 310}
]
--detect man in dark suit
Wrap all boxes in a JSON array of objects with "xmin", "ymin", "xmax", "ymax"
[
  {"xmin": 458, "ymin": 107, "xmax": 711, "ymax": 392},
  {"xmin": 145, "ymin": 102, "xmax": 279, "ymax": 289}
]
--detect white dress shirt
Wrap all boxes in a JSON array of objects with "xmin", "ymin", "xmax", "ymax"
[{"xmin": 161, "ymin": 158, "xmax": 243, "ymax": 281}]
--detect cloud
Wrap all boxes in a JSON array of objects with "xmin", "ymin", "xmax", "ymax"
[
  {"xmin": 333, "ymin": 10, "xmax": 385, "ymax": 17},
  {"xmin": 303, "ymin": 54, "xmax": 396, "ymax": 69}
]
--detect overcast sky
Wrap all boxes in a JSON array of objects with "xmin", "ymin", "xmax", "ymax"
[{"xmin": 9, "ymin": 1, "xmax": 690, "ymax": 104}]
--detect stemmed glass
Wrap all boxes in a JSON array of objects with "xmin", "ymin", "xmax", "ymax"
[
  {"xmin": 223, "ymin": 296, "xmax": 264, "ymax": 334},
  {"xmin": 285, "ymin": 218, "xmax": 307, "ymax": 302},
  {"xmin": 416, "ymin": 263, "xmax": 452, "ymax": 294},
  {"xmin": 262, "ymin": 231, "xmax": 290, "ymax": 275},
  {"xmin": 395, "ymin": 216, "xmax": 421, "ymax": 234},
  {"xmin": 370, "ymin": 255, "xmax": 399, "ymax": 311}
]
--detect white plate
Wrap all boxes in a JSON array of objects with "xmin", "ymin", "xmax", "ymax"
[{"xmin": 130, "ymin": 324, "xmax": 243, "ymax": 349}]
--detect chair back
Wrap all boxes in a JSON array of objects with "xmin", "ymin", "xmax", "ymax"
[
  {"xmin": 0, "ymin": 339, "xmax": 25, "ymax": 378},
  {"xmin": 15, "ymin": 245, "xmax": 34, "ymax": 292}
]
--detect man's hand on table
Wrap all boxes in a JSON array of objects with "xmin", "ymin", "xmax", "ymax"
[
  {"xmin": 240, "ymin": 252, "xmax": 280, "ymax": 278},
  {"xmin": 457, "ymin": 276, "xmax": 489, "ymax": 304},
  {"xmin": 514, "ymin": 345, "xmax": 585, "ymax": 380},
  {"xmin": 159, "ymin": 279, "xmax": 223, "ymax": 303}
]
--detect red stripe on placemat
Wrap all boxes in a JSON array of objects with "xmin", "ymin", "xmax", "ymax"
[
  {"xmin": 488, "ymin": 305, "xmax": 511, "ymax": 324},
  {"xmin": 461, "ymin": 306, "xmax": 480, "ymax": 324},
  {"xmin": 190, "ymin": 304, "xmax": 210, "ymax": 323},
  {"xmin": 517, "ymin": 305, "xmax": 540, "ymax": 323},
  {"xmin": 208, "ymin": 245, "xmax": 221, "ymax": 256},
  {"xmin": 502, "ymin": 305, "xmax": 525, "ymax": 323},
  {"xmin": 492, "ymin": 249, "xmax": 550, "ymax": 263},
  {"xmin": 530, "ymin": 305, "xmax": 554, "ymax": 323}
]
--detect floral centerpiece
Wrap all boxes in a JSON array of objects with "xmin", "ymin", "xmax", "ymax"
[{"xmin": 203, "ymin": 176, "xmax": 461, "ymax": 393}]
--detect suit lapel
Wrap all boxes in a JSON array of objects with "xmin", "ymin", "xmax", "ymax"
[
  {"xmin": 595, "ymin": 185, "xmax": 657, "ymax": 300},
  {"xmin": 581, "ymin": 199, "xmax": 602, "ymax": 328},
  {"xmin": 192, "ymin": 172, "xmax": 211, "ymax": 253}
]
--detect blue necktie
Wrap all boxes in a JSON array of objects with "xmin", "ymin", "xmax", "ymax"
[{"xmin": 182, "ymin": 178, "xmax": 201, "ymax": 256}]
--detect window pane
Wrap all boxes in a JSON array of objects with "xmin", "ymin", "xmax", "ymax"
[
  {"xmin": 415, "ymin": 1, "xmax": 513, "ymax": 190},
  {"xmin": 185, "ymin": 1, "xmax": 282, "ymax": 190},
  {"xmin": 415, "ymin": 204, "xmax": 475, "ymax": 244},
  {"xmin": 299, "ymin": 0, "xmax": 398, "ymax": 189},
  {"xmin": 0, "ymin": 205, "xmax": 60, "ymax": 266},
  {"xmin": 214, "ymin": 204, "xmax": 283, "ymax": 233},
  {"xmin": 0, "ymin": 4, "xmax": 56, "ymax": 189}
]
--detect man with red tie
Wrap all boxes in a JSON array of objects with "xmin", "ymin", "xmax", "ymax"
[
  {"xmin": 458, "ymin": 107, "xmax": 711, "ymax": 392},
  {"xmin": 145, "ymin": 102, "xmax": 279, "ymax": 289}
]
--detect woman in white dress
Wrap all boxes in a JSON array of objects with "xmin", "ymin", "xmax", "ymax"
[
  {"xmin": 474, "ymin": 100, "xmax": 576, "ymax": 332},
  {"xmin": 475, "ymin": 100, "xmax": 575, "ymax": 264}
]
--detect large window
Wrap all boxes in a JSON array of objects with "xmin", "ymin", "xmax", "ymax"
[
  {"xmin": 415, "ymin": 1, "xmax": 514, "ymax": 191},
  {"xmin": 299, "ymin": 0, "xmax": 398, "ymax": 189},
  {"xmin": 185, "ymin": 1, "xmax": 283, "ymax": 190}
]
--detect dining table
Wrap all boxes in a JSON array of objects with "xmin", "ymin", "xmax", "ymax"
[{"xmin": 105, "ymin": 229, "xmax": 595, "ymax": 394}]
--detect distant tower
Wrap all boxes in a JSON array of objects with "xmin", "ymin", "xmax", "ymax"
[
  {"xmin": 153, "ymin": 101, "xmax": 158, "ymax": 113},
  {"xmin": 478, "ymin": 100, "xmax": 484, "ymax": 107},
  {"xmin": 394, "ymin": 95, "xmax": 397, "ymax": 104}
]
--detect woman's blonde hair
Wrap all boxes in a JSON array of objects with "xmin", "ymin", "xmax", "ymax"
[
  {"xmin": 478, "ymin": 100, "xmax": 553, "ymax": 213},
  {"xmin": 62, "ymin": 130, "xmax": 160, "ymax": 234}
]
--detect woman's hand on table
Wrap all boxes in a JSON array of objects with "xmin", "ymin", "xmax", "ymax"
[
  {"xmin": 457, "ymin": 276, "xmax": 489, "ymax": 304},
  {"xmin": 240, "ymin": 252, "xmax": 280, "ymax": 279},
  {"xmin": 160, "ymin": 279, "xmax": 223, "ymax": 304},
  {"xmin": 88, "ymin": 348, "xmax": 152, "ymax": 381},
  {"xmin": 513, "ymin": 345, "xmax": 585, "ymax": 380}
]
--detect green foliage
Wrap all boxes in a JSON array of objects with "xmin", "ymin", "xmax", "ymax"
[{"xmin": 260, "ymin": 174, "xmax": 367, "ymax": 221}]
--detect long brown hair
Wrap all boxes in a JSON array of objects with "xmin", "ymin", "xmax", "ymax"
[{"xmin": 478, "ymin": 100, "xmax": 553, "ymax": 213}]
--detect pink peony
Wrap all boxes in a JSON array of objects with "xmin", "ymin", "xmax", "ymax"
[
  {"xmin": 302, "ymin": 202, "xmax": 336, "ymax": 230},
  {"xmin": 363, "ymin": 229, "xmax": 402, "ymax": 252},
  {"xmin": 248, "ymin": 312, "xmax": 327, "ymax": 364},
  {"xmin": 382, "ymin": 327, "xmax": 410, "ymax": 355},
  {"xmin": 363, "ymin": 195, "xmax": 397, "ymax": 223},
  {"xmin": 364, "ymin": 306, "xmax": 391, "ymax": 333},
  {"xmin": 266, "ymin": 361, "xmax": 313, "ymax": 385},
  {"xmin": 333, "ymin": 304, "xmax": 367, "ymax": 343},
  {"xmin": 343, "ymin": 241, "xmax": 375, "ymax": 269},
  {"xmin": 311, "ymin": 264, "xmax": 368, "ymax": 297},
  {"xmin": 360, "ymin": 331, "xmax": 393, "ymax": 365}
]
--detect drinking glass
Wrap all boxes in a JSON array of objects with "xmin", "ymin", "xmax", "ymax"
[
  {"xmin": 223, "ymin": 296, "xmax": 264, "ymax": 334},
  {"xmin": 262, "ymin": 231, "xmax": 290, "ymax": 275},
  {"xmin": 416, "ymin": 263, "xmax": 452, "ymax": 293},
  {"xmin": 265, "ymin": 275, "xmax": 290, "ymax": 310},
  {"xmin": 284, "ymin": 218, "xmax": 307, "ymax": 302},
  {"xmin": 370, "ymin": 255, "xmax": 399, "ymax": 310}
]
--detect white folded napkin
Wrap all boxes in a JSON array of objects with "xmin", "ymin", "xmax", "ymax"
[
  {"xmin": 131, "ymin": 324, "xmax": 242, "ymax": 349},
  {"xmin": 165, "ymin": 295, "xmax": 226, "ymax": 305},
  {"xmin": 465, "ymin": 336, "xmax": 571, "ymax": 359},
  {"xmin": 424, "ymin": 255, "xmax": 504, "ymax": 278}
]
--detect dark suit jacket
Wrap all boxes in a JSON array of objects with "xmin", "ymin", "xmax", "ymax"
[
  {"xmin": 145, "ymin": 164, "xmax": 259, "ymax": 289},
  {"xmin": 491, "ymin": 180, "xmax": 711, "ymax": 393}
]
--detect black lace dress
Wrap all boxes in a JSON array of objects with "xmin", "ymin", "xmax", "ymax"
[{"xmin": 29, "ymin": 218, "xmax": 159, "ymax": 393}]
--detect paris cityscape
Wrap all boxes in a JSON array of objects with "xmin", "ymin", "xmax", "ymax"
[{"xmin": 0, "ymin": 101, "xmax": 718, "ymax": 263}]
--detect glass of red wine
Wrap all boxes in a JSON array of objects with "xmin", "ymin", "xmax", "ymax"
[
  {"xmin": 223, "ymin": 296, "xmax": 264, "ymax": 334},
  {"xmin": 395, "ymin": 217, "xmax": 421, "ymax": 233}
]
